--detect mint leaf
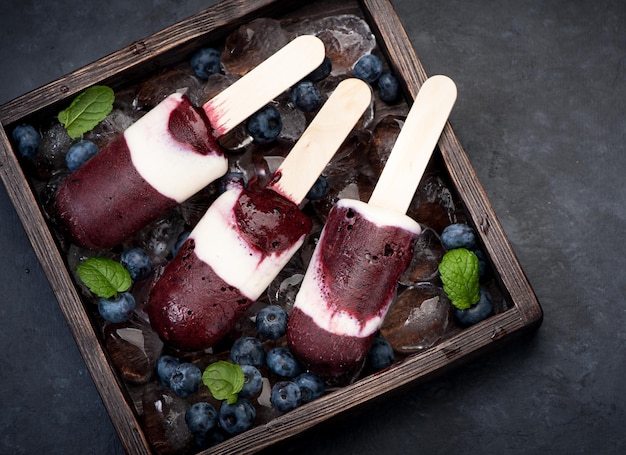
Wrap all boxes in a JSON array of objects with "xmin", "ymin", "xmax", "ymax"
[
  {"xmin": 438, "ymin": 248, "xmax": 480, "ymax": 310},
  {"xmin": 202, "ymin": 361, "xmax": 245, "ymax": 404},
  {"xmin": 58, "ymin": 86, "xmax": 115, "ymax": 139},
  {"xmin": 76, "ymin": 257, "xmax": 132, "ymax": 299}
]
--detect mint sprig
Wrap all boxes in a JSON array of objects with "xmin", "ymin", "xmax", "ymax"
[
  {"xmin": 58, "ymin": 85, "xmax": 115, "ymax": 139},
  {"xmin": 202, "ymin": 361, "xmax": 245, "ymax": 404},
  {"xmin": 76, "ymin": 257, "xmax": 132, "ymax": 299},
  {"xmin": 438, "ymin": 248, "xmax": 480, "ymax": 310}
]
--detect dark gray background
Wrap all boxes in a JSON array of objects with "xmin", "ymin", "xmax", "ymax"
[{"xmin": 1, "ymin": 1, "xmax": 624, "ymax": 454}]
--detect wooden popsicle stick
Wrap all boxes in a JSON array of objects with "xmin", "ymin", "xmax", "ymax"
[
  {"xmin": 268, "ymin": 78, "xmax": 372, "ymax": 205},
  {"xmin": 368, "ymin": 75, "xmax": 457, "ymax": 214},
  {"xmin": 202, "ymin": 35, "xmax": 326, "ymax": 138}
]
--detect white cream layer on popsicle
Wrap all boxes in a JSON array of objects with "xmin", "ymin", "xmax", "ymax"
[
  {"xmin": 189, "ymin": 186, "xmax": 307, "ymax": 299},
  {"xmin": 125, "ymin": 93, "xmax": 228, "ymax": 203},
  {"xmin": 293, "ymin": 198, "xmax": 421, "ymax": 338}
]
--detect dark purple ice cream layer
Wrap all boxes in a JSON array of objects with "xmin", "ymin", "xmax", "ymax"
[
  {"xmin": 287, "ymin": 202, "xmax": 418, "ymax": 377},
  {"xmin": 54, "ymin": 95, "xmax": 223, "ymax": 250},
  {"xmin": 146, "ymin": 238, "xmax": 252, "ymax": 352}
]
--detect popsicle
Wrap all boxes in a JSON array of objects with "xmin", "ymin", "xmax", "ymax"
[
  {"xmin": 53, "ymin": 35, "xmax": 325, "ymax": 250},
  {"xmin": 146, "ymin": 78, "xmax": 372, "ymax": 351},
  {"xmin": 286, "ymin": 75, "xmax": 457, "ymax": 378}
]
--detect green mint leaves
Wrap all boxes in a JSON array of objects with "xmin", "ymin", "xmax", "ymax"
[
  {"xmin": 58, "ymin": 85, "xmax": 115, "ymax": 139},
  {"xmin": 438, "ymin": 248, "xmax": 480, "ymax": 310},
  {"xmin": 202, "ymin": 361, "xmax": 245, "ymax": 404},
  {"xmin": 76, "ymin": 257, "xmax": 132, "ymax": 299}
]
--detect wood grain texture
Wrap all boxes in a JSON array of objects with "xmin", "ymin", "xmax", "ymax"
[{"xmin": 0, "ymin": 0, "xmax": 542, "ymax": 453}]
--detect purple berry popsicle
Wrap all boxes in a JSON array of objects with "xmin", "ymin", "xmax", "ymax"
[
  {"xmin": 146, "ymin": 79, "xmax": 372, "ymax": 351},
  {"xmin": 287, "ymin": 75, "xmax": 457, "ymax": 378},
  {"xmin": 54, "ymin": 36, "xmax": 325, "ymax": 250}
]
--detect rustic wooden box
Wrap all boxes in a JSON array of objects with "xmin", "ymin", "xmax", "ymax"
[{"xmin": 0, "ymin": 0, "xmax": 542, "ymax": 453}]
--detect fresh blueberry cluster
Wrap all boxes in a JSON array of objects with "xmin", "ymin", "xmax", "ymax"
[
  {"xmin": 155, "ymin": 355, "xmax": 203, "ymax": 398},
  {"xmin": 353, "ymin": 54, "xmax": 400, "ymax": 104},
  {"xmin": 246, "ymin": 56, "xmax": 333, "ymax": 142},
  {"xmin": 93, "ymin": 248, "xmax": 153, "ymax": 323},
  {"xmin": 152, "ymin": 333, "xmax": 324, "ymax": 445},
  {"xmin": 440, "ymin": 223, "xmax": 493, "ymax": 326}
]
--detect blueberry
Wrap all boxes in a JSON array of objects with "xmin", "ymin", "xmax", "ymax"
[
  {"xmin": 266, "ymin": 346, "xmax": 302, "ymax": 378},
  {"xmin": 255, "ymin": 305, "xmax": 288, "ymax": 340},
  {"xmin": 270, "ymin": 380, "xmax": 301, "ymax": 412},
  {"xmin": 290, "ymin": 81, "xmax": 323, "ymax": 112},
  {"xmin": 441, "ymin": 223, "xmax": 477, "ymax": 250},
  {"xmin": 155, "ymin": 355, "xmax": 179, "ymax": 387},
  {"xmin": 170, "ymin": 362, "xmax": 202, "ymax": 398},
  {"xmin": 65, "ymin": 140, "xmax": 98, "ymax": 171},
  {"xmin": 353, "ymin": 54, "xmax": 383, "ymax": 84},
  {"xmin": 230, "ymin": 337, "xmax": 266, "ymax": 368},
  {"xmin": 305, "ymin": 175, "xmax": 329, "ymax": 200},
  {"xmin": 239, "ymin": 365, "xmax": 263, "ymax": 398},
  {"xmin": 366, "ymin": 335, "xmax": 395, "ymax": 370},
  {"xmin": 12, "ymin": 124, "xmax": 40, "ymax": 159},
  {"xmin": 472, "ymin": 248, "xmax": 488, "ymax": 279},
  {"xmin": 454, "ymin": 287, "xmax": 494, "ymax": 327},
  {"xmin": 120, "ymin": 247, "xmax": 151, "ymax": 281},
  {"xmin": 294, "ymin": 372, "xmax": 325, "ymax": 403},
  {"xmin": 377, "ymin": 71, "xmax": 400, "ymax": 103},
  {"xmin": 246, "ymin": 105, "xmax": 282, "ymax": 143},
  {"xmin": 218, "ymin": 398, "xmax": 256, "ymax": 435},
  {"xmin": 191, "ymin": 47, "xmax": 221, "ymax": 79},
  {"xmin": 185, "ymin": 402, "xmax": 218, "ymax": 436},
  {"xmin": 306, "ymin": 56, "xmax": 332, "ymax": 82},
  {"xmin": 98, "ymin": 292, "xmax": 136, "ymax": 323}
]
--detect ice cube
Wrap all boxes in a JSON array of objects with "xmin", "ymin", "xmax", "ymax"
[
  {"xmin": 408, "ymin": 172, "xmax": 462, "ymax": 233},
  {"xmin": 267, "ymin": 265, "xmax": 306, "ymax": 312},
  {"xmin": 130, "ymin": 211, "xmax": 186, "ymax": 262},
  {"xmin": 222, "ymin": 18, "xmax": 290, "ymax": 75},
  {"xmin": 134, "ymin": 67, "xmax": 203, "ymax": 109},
  {"xmin": 33, "ymin": 122, "xmax": 72, "ymax": 179},
  {"xmin": 142, "ymin": 383, "xmax": 194, "ymax": 455},
  {"xmin": 286, "ymin": 15, "xmax": 376, "ymax": 77},
  {"xmin": 399, "ymin": 226, "xmax": 447, "ymax": 285},
  {"xmin": 103, "ymin": 316, "xmax": 164, "ymax": 384},
  {"xmin": 83, "ymin": 108, "xmax": 142, "ymax": 148},
  {"xmin": 368, "ymin": 114, "xmax": 404, "ymax": 177},
  {"xmin": 381, "ymin": 284, "xmax": 458, "ymax": 353}
]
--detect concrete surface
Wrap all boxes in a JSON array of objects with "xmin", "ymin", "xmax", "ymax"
[{"xmin": 1, "ymin": 0, "xmax": 624, "ymax": 454}]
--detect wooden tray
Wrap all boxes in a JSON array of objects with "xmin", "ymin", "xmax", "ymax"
[{"xmin": 0, "ymin": 0, "xmax": 542, "ymax": 453}]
